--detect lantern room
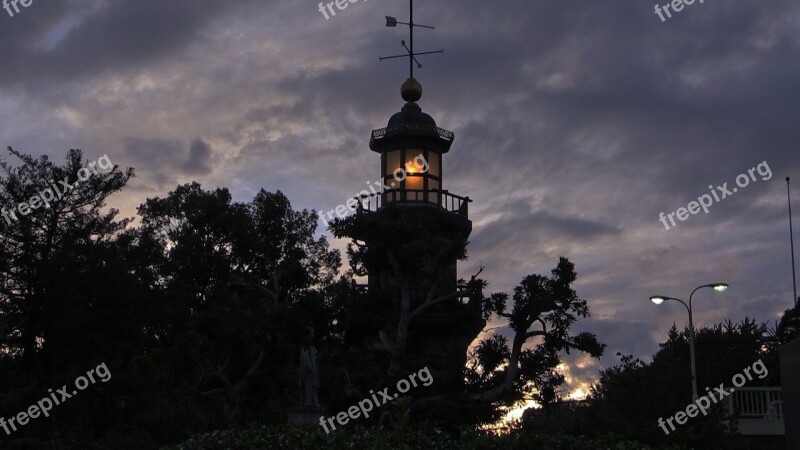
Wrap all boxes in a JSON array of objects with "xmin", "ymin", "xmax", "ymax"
[
  {"xmin": 380, "ymin": 147, "xmax": 441, "ymax": 204},
  {"xmin": 366, "ymin": 78, "xmax": 469, "ymax": 216}
]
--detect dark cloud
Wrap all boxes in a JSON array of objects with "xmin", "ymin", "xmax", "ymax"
[
  {"xmin": 0, "ymin": 0, "xmax": 261, "ymax": 87},
  {"xmin": 122, "ymin": 136, "xmax": 213, "ymax": 189},
  {"xmin": 186, "ymin": 138, "xmax": 213, "ymax": 175}
]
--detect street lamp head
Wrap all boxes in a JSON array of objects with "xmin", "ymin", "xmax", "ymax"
[
  {"xmin": 711, "ymin": 283, "xmax": 729, "ymax": 292},
  {"xmin": 650, "ymin": 296, "xmax": 666, "ymax": 305},
  {"xmin": 386, "ymin": 16, "xmax": 398, "ymax": 27}
]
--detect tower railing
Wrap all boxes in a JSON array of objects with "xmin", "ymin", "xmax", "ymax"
[
  {"xmin": 356, "ymin": 189, "xmax": 470, "ymax": 218},
  {"xmin": 370, "ymin": 126, "xmax": 454, "ymax": 143}
]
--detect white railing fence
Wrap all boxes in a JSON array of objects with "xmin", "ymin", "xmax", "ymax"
[{"xmin": 727, "ymin": 387, "xmax": 784, "ymax": 435}]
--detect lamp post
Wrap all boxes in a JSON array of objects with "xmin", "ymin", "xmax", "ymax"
[
  {"xmin": 650, "ymin": 283, "xmax": 729, "ymax": 401},
  {"xmin": 787, "ymin": 177, "xmax": 798, "ymax": 308}
]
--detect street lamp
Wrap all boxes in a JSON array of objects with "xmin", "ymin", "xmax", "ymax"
[{"xmin": 649, "ymin": 283, "xmax": 729, "ymax": 401}]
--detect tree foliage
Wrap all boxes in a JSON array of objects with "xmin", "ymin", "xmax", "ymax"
[
  {"xmin": 526, "ymin": 316, "xmax": 785, "ymax": 449},
  {"xmin": 466, "ymin": 258, "xmax": 605, "ymax": 416}
]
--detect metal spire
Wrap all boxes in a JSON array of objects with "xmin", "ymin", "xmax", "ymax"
[{"xmin": 379, "ymin": 0, "xmax": 443, "ymax": 80}]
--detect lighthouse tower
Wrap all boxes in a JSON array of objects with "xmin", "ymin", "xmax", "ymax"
[
  {"xmin": 352, "ymin": 74, "xmax": 481, "ymax": 385},
  {"xmin": 342, "ymin": 0, "xmax": 485, "ymax": 387},
  {"xmin": 363, "ymin": 76, "xmax": 473, "ymax": 294}
]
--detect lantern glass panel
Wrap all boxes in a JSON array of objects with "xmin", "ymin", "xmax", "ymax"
[
  {"xmin": 427, "ymin": 152, "xmax": 441, "ymax": 178},
  {"xmin": 405, "ymin": 149, "xmax": 425, "ymax": 172},
  {"xmin": 405, "ymin": 175, "xmax": 424, "ymax": 191},
  {"xmin": 384, "ymin": 150, "xmax": 401, "ymax": 177}
]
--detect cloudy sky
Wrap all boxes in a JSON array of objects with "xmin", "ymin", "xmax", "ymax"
[{"xmin": 2, "ymin": 0, "xmax": 799, "ymax": 394}]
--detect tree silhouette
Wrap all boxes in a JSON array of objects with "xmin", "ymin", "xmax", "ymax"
[
  {"xmin": 134, "ymin": 183, "xmax": 340, "ymax": 427},
  {"xmin": 467, "ymin": 258, "xmax": 605, "ymax": 412}
]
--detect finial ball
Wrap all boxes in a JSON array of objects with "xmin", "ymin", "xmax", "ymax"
[{"xmin": 401, "ymin": 77, "xmax": 423, "ymax": 102}]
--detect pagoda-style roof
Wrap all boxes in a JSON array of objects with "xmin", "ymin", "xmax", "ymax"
[{"xmin": 369, "ymin": 102, "xmax": 454, "ymax": 153}]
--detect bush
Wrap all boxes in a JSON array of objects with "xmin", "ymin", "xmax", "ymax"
[{"xmin": 166, "ymin": 425, "xmax": 688, "ymax": 450}]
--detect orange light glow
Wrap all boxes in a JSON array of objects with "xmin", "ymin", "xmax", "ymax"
[
  {"xmin": 405, "ymin": 176, "xmax": 423, "ymax": 190},
  {"xmin": 404, "ymin": 161, "xmax": 420, "ymax": 174}
]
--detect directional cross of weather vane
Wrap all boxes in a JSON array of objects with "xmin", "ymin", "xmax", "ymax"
[{"xmin": 379, "ymin": 0, "xmax": 444, "ymax": 80}]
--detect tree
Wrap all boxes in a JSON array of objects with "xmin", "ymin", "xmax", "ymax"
[
  {"xmin": 0, "ymin": 148, "xmax": 139, "ymax": 445},
  {"xmin": 0, "ymin": 148, "xmax": 133, "ymax": 364},
  {"xmin": 134, "ymin": 183, "xmax": 340, "ymax": 427},
  {"xmin": 466, "ymin": 258, "xmax": 605, "ymax": 415},
  {"xmin": 771, "ymin": 305, "xmax": 800, "ymax": 347}
]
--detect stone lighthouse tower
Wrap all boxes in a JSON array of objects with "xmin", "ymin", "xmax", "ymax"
[
  {"xmin": 335, "ymin": 0, "xmax": 485, "ymax": 388},
  {"xmin": 350, "ymin": 75, "xmax": 483, "ymax": 386},
  {"xmin": 338, "ymin": 0, "xmax": 490, "ymax": 385}
]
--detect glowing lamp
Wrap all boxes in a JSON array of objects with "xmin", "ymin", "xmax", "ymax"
[{"xmin": 712, "ymin": 283, "xmax": 729, "ymax": 292}]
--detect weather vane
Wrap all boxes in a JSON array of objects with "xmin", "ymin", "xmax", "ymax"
[{"xmin": 379, "ymin": 0, "xmax": 444, "ymax": 80}]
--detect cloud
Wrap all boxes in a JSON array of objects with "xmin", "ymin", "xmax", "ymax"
[
  {"xmin": 186, "ymin": 138, "xmax": 213, "ymax": 175},
  {"xmin": 121, "ymin": 137, "xmax": 214, "ymax": 189},
  {"xmin": 0, "ymin": 0, "xmax": 262, "ymax": 87}
]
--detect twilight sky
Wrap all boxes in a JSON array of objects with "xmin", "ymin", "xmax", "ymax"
[{"xmin": 2, "ymin": 0, "xmax": 799, "ymax": 395}]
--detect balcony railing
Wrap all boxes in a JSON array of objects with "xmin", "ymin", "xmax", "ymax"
[
  {"xmin": 356, "ymin": 189, "xmax": 471, "ymax": 218},
  {"xmin": 726, "ymin": 387, "xmax": 784, "ymax": 435}
]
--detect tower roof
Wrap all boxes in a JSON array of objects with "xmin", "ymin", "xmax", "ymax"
[
  {"xmin": 388, "ymin": 102, "xmax": 436, "ymax": 128},
  {"xmin": 370, "ymin": 75, "xmax": 454, "ymax": 153},
  {"xmin": 369, "ymin": 96, "xmax": 454, "ymax": 153}
]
